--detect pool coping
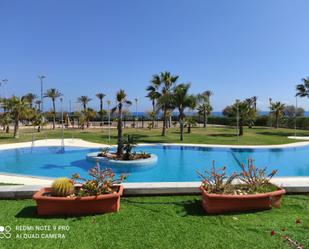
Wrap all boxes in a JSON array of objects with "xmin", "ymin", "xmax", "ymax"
[
  {"xmin": 0, "ymin": 139, "xmax": 309, "ymax": 198},
  {"xmin": 0, "ymin": 177, "xmax": 308, "ymax": 199}
]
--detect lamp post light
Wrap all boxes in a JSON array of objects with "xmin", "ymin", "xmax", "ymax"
[
  {"xmin": 294, "ymin": 95, "xmax": 298, "ymax": 138},
  {"xmin": 269, "ymin": 97, "xmax": 272, "ymax": 128},
  {"xmin": 60, "ymin": 97, "xmax": 64, "ymax": 151},
  {"xmin": 38, "ymin": 75, "xmax": 46, "ymax": 113},
  {"xmin": 107, "ymin": 100, "xmax": 111, "ymax": 143},
  {"xmin": 135, "ymin": 98, "xmax": 138, "ymax": 128}
]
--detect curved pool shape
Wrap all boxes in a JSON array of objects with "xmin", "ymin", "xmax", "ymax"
[{"xmin": 0, "ymin": 145, "xmax": 308, "ymax": 182}]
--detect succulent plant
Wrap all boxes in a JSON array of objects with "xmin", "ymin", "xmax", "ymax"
[{"xmin": 51, "ymin": 177, "xmax": 74, "ymax": 197}]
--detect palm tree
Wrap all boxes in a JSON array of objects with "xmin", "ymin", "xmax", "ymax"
[
  {"xmin": 44, "ymin": 88, "xmax": 62, "ymax": 129},
  {"xmin": 296, "ymin": 77, "xmax": 309, "ymax": 98},
  {"xmin": 173, "ymin": 84, "xmax": 196, "ymax": 141},
  {"xmin": 80, "ymin": 108, "xmax": 97, "ymax": 129},
  {"xmin": 146, "ymin": 85, "xmax": 160, "ymax": 127},
  {"xmin": 78, "ymin": 96, "xmax": 92, "ymax": 113},
  {"xmin": 112, "ymin": 90, "xmax": 132, "ymax": 156},
  {"xmin": 22, "ymin": 93, "xmax": 37, "ymax": 109},
  {"xmin": 252, "ymin": 96, "xmax": 258, "ymax": 111},
  {"xmin": 33, "ymin": 113, "xmax": 45, "ymax": 132},
  {"xmin": 223, "ymin": 100, "xmax": 256, "ymax": 136},
  {"xmin": 96, "ymin": 93, "xmax": 106, "ymax": 126},
  {"xmin": 0, "ymin": 112, "xmax": 11, "ymax": 133},
  {"xmin": 152, "ymin": 71, "xmax": 179, "ymax": 136},
  {"xmin": 35, "ymin": 100, "xmax": 42, "ymax": 112},
  {"xmin": 270, "ymin": 101, "xmax": 285, "ymax": 128},
  {"xmin": 197, "ymin": 91, "xmax": 213, "ymax": 128},
  {"xmin": 6, "ymin": 96, "xmax": 30, "ymax": 138},
  {"xmin": 185, "ymin": 117, "xmax": 197, "ymax": 133}
]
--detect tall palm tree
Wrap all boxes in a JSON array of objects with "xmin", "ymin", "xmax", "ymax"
[
  {"xmin": 96, "ymin": 93, "xmax": 106, "ymax": 126},
  {"xmin": 112, "ymin": 90, "xmax": 132, "ymax": 156},
  {"xmin": 22, "ymin": 93, "xmax": 37, "ymax": 109},
  {"xmin": 6, "ymin": 96, "xmax": 30, "ymax": 138},
  {"xmin": 44, "ymin": 88, "xmax": 62, "ymax": 129},
  {"xmin": 252, "ymin": 96, "xmax": 258, "ymax": 111},
  {"xmin": 146, "ymin": 85, "xmax": 160, "ymax": 127},
  {"xmin": 270, "ymin": 101, "xmax": 285, "ymax": 128},
  {"xmin": 173, "ymin": 83, "xmax": 196, "ymax": 141},
  {"xmin": 296, "ymin": 77, "xmax": 309, "ymax": 98},
  {"xmin": 152, "ymin": 71, "xmax": 179, "ymax": 136},
  {"xmin": 197, "ymin": 91, "xmax": 213, "ymax": 128},
  {"xmin": 78, "ymin": 96, "xmax": 92, "ymax": 112}
]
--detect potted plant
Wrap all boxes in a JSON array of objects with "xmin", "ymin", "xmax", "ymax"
[
  {"xmin": 33, "ymin": 164, "xmax": 126, "ymax": 216},
  {"xmin": 197, "ymin": 159, "xmax": 286, "ymax": 214}
]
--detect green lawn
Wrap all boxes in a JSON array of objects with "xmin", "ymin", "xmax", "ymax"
[
  {"xmin": 0, "ymin": 195, "xmax": 308, "ymax": 249},
  {"xmin": 1, "ymin": 126, "xmax": 309, "ymax": 145}
]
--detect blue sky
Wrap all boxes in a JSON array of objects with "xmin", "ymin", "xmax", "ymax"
[{"xmin": 1, "ymin": 0, "xmax": 309, "ymax": 112}]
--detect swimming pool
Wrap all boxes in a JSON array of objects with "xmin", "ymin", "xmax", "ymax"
[{"xmin": 0, "ymin": 145, "xmax": 308, "ymax": 182}]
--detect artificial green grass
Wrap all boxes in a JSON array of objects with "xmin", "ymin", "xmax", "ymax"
[
  {"xmin": 1, "ymin": 126, "xmax": 309, "ymax": 145},
  {"xmin": 0, "ymin": 195, "xmax": 308, "ymax": 249}
]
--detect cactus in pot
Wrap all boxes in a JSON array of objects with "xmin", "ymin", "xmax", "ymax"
[{"xmin": 51, "ymin": 178, "xmax": 74, "ymax": 197}]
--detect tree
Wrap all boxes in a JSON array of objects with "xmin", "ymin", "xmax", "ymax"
[
  {"xmin": 244, "ymin": 97, "xmax": 257, "ymax": 128},
  {"xmin": 146, "ymin": 84, "xmax": 160, "ymax": 127},
  {"xmin": 252, "ymin": 96, "xmax": 258, "ymax": 111},
  {"xmin": 112, "ymin": 90, "xmax": 132, "ymax": 156},
  {"xmin": 80, "ymin": 108, "xmax": 97, "ymax": 129},
  {"xmin": 44, "ymin": 88, "xmax": 62, "ymax": 129},
  {"xmin": 78, "ymin": 96, "xmax": 92, "ymax": 112},
  {"xmin": 33, "ymin": 113, "xmax": 45, "ymax": 132},
  {"xmin": 296, "ymin": 77, "xmax": 309, "ymax": 98},
  {"xmin": 0, "ymin": 112, "xmax": 11, "ymax": 133},
  {"xmin": 96, "ymin": 93, "xmax": 106, "ymax": 126},
  {"xmin": 185, "ymin": 117, "xmax": 197, "ymax": 133},
  {"xmin": 6, "ymin": 96, "xmax": 30, "ymax": 138},
  {"xmin": 152, "ymin": 71, "xmax": 179, "ymax": 136},
  {"xmin": 223, "ymin": 100, "xmax": 256, "ymax": 136},
  {"xmin": 284, "ymin": 105, "xmax": 304, "ymax": 118},
  {"xmin": 270, "ymin": 101, "xmax": 285, "ymax": 128},
  {"xmin": 173, "ymin": 83, "xmax": 196, "ymax": 141},
  {"xmin": 35, "ymin": 100, "xmax": 42, "ymax": 112},
  {"xmin": 22, "ymin": 93, "xmax": 37, "ymax": 109},
  {"xmin": 197, "ymin": 91, "xmax": 213, "ymax": 128}
]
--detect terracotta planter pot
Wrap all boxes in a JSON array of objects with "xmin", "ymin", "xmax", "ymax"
[
  {"xmin": 33, "ymin": 185, "xmax": 123, "ymax": 216},
  {"xmin": 200, "ymin": 186, "xmax": 285, "ymax": 214}
]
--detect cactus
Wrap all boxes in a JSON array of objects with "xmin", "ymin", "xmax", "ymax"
[{"xmin": 51, "ymin": 178, "xmax": 74, "ymax": 197}]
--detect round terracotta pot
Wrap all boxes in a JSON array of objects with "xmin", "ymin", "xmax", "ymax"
[
  {"xmin": 33, "ymin": 185, "xmax": 123, "ymax": 216},
  {"xmin": 200, "ymin": 186, "xmax": 286, "ymax": 214}
]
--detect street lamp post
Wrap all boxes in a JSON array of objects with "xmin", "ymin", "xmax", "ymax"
[
  {"xmin": 38, "ymin": 75, "xmax": 46, "ymax": 113},
  {"xmin": 269, "ymin": 98, "xmax": 272, "ymax": 128},
  {"xmin": 60, "ymin": 97, "xmax": 64, "ymax": 151},
  {"xmin": 294, "ymin": 95, "xmax": 298, "ymax": 137},
  {"xmin": 107, "ymin": 100, "xmax": 111, "ymax": 143},
  {"xmin": 135, "ymin": 98, "xmax": 138, "ymax": 128}
]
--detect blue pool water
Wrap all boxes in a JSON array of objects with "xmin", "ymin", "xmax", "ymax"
[{"xmin": 0, "ymin": 145, "xmax": 308, "ymax": 182}]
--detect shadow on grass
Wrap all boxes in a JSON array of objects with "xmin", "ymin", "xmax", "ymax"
[
  {"xmin": 15, "ymin": 206, "xmax": 102, "ymax": 220},
  {"xmin": 124, "ymin": 198, "xmax": 267, "ymax": 217},
  {"xmin": 124, "ymin": 198, "xmax": 204, "ymax": 217},
  {"xmin": 207, "ymin": 133, "xmax": 237, "ymax": 138}
]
